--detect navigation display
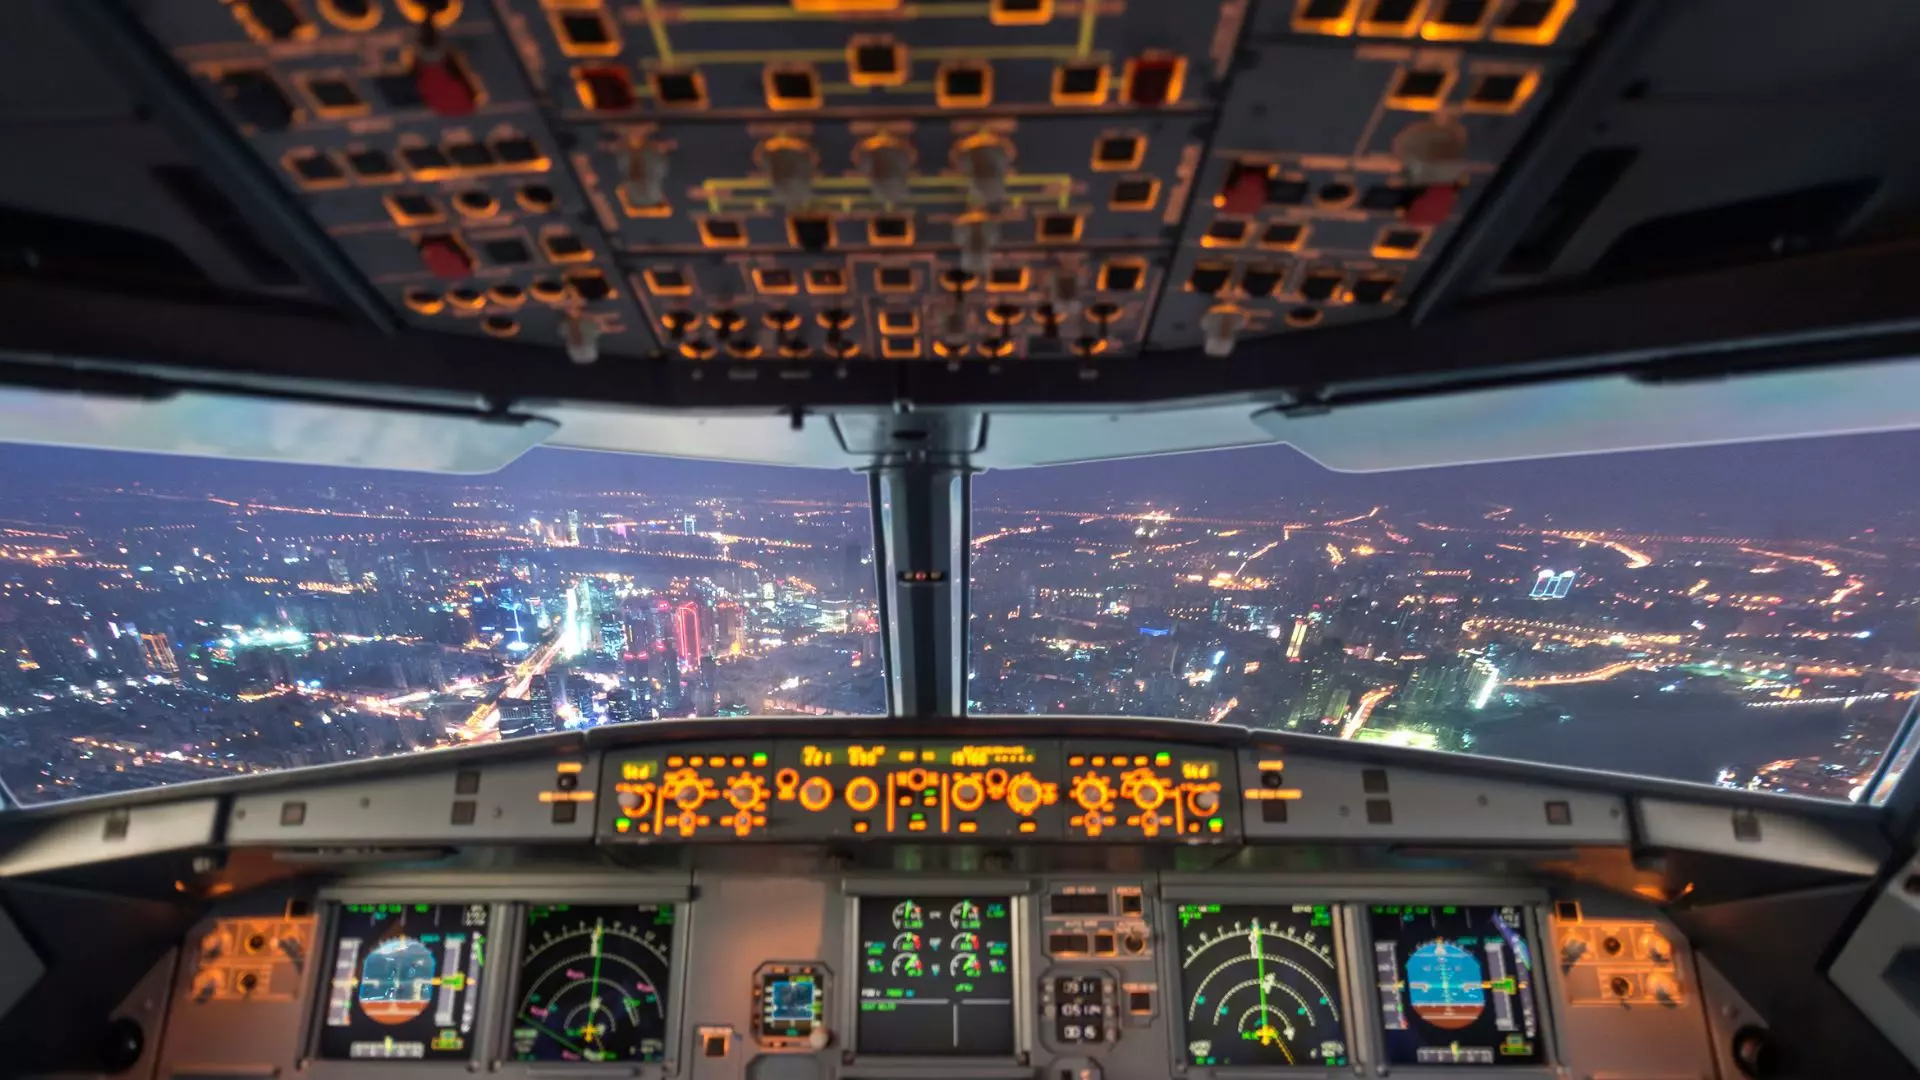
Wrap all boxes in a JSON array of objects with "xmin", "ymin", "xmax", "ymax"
[
  {"xmin": 1369, "ymin": 904, "xmax": 1545, "ymax": 1066},
  {"xmin": 318, "ymin": 903, "xmax": 489, "ymax": 1061},
  {"xmin": 855, "ymin": 895, "xmax": 1016, "ymax": 1056},
  {"xmin": 510, "ymin": 904, "xmax": 676, "ymax": 1063},
  {"xmin": 1174, "ymin": 903, "xmax": 1348, "ymax": 1068}
]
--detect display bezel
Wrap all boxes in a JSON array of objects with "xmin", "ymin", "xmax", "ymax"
[
  {"xmin": 301, "ymin": 897, "xmax": 503, "ymax": 1074},
  {"xmin": 499, "ymin": 899, "xmax": 689, "ymax": 1068},
  {"xmin": 1355, "ymin": 897, "xmax": 1560, "ymax": 1076},
  {"xmin": 840, "ymin": 877, "xmax": 1034, "ymax": 1066},
  {"xmin": 1158, "ymin": 891, "xmax": 1358, "ymax": 1076}
]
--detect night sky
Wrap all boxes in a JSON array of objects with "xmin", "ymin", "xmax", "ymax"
[{"xmin": 1, "ymin": 427, "xmax": 1915, "ymax": 534}]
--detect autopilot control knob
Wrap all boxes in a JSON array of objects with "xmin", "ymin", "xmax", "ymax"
[
  {"xmin": 729, "ymin": 778, "xmax": 763, "ymax": 811},
  {"xmin": 1008, "ymin": 776, "xmax": 1042, "ymax": 815},
  {"xmin": 1187, "ymin": 788, "xmax": 1220, "ymax": 817},
  {"xmin": 952, "ymin": 777, "xmax": 985, "ymax": 811},
  {"xmin": 1074, "ymin": 776, "xmax": 1110, "ymax": 812},
  {"xmin": 861, "ymin": 135, "xmax": 913, "ymax": 207},
  {"xmin": 674, "ymin": 782, "xmax": 705, "ymax": 811},
  {"xmin": 617, "ymin": 789, "xmax": 644, "ymax": 813},
  {"xmin": 763, "ymin": 137, "xmax": 815, "ymax": 209},
  {"xmin": 1132, "ymin": 777, "xmax": 1167, "ymax": 812},
  {"xmin": 621, "ymin": 140, "xmax": 670, "ymax": 210},
  {"xmin": 798, "ymin": 775, "xmax": 833, "ymax": 811},
  {"xmin": 956, "ymin": 134, "xmax": 1010, "ymax": 207}
]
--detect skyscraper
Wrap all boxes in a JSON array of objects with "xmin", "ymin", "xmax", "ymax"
[{"xmin": 140, "ymin": 632, "xmax": 179, "ymax": 674}]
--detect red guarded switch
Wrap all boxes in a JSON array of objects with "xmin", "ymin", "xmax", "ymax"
[
  {"xmin": 1406, "ymin": 183, "xmax": 1461, "ymax": 226},
  {"xmin": 1218, "ymin": 161, "xmax": 1270, "ymax": 215},
  {"xmin": 417, "ymin": 234, "xmax": 473, "ymax": 279},
  {"xmin": 413, "ymin": 50, "xmax": 478, "ymax": 116}
]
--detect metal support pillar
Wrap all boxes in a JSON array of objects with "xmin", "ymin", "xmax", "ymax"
[{"xmin": 872, "ymin": 461, "xmax": 970, "ymax": 718}]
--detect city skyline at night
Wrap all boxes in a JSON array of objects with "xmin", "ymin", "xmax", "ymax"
[{"xmin": 1, "ymin": 429, "xmax": 1915, "ymax": 806}]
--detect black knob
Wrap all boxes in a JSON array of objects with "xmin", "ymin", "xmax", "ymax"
[
  {"xmin": 100, "ymin": 1017, "xmax": 144, "ymax": 1074},
  {"xmin": 1732, "ymin": 1025, "xmax": 1778, "ymax": 1078}
]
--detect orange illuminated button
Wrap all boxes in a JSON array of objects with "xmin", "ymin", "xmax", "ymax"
[
  {"xmin": 1006, "ymin": 775, "xmax": 1043, "ymax": 816},
  {"xmin": 846, "ymin": 776, "xmax": 880, "ymax": 812},
  {"xmin": 951, "ymin": 776, "xmax": 985, "ymax": 812},
  {"xmin": 799, "ymin": 775, "xmax": 834, "ymax": 811},
  {"xmin": 1074, "ymin": 776, "xmax": 1111, "ymax": 812},
  {"xmin": 1187, "ymin": 788, "xmax": 1220, "ymax": 817},
  {"xmin": 1132, "ymin": 776, "xmax": 1167, "ymax": 812}
]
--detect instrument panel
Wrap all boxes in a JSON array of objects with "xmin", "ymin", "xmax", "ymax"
[
  {"xmin": 166, "ymin": 883, "xmax": 1707, "ymax": 1080},
  {"xmin": 602, "ymin": 739, "xmax": 1238, "ymax": 843}
]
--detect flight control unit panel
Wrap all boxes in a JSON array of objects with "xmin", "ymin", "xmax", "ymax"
[{"xmin": 130, "ymin": 0, "xmax": 1613, "ymax": 362}]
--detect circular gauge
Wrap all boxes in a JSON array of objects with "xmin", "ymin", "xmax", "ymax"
[
  {"xmin": 950, "ymin": 900, "xmax": 982, "ymax": 929},
  {"xmin": 892, "ymin": 901, "xmax": 925, "ymax": 930},
  {"xmin": 512, "ymin": 905, "xmax": 676, "ymax": 1063},
  {"xmin": 950, "ymin": 952, "xmax": 981, "ymax": 978},
  {"xmin": 1176, "ymin": 904, "xmax": 1347, "ymax": 1068},
  {"xmin": 952, "ymin": 931, "xmax": 979, "ymax": 952},
  {"xmin": 892, "ymin": 932, "xmax": 922, "ymax": 951},
  {"xmin": 890, "ymin": 952, "xmax": 924, "ymax": 977}
]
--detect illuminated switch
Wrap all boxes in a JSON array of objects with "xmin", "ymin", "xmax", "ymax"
[
  {"xmin": 1124, "ymin": 54, "xmax": 1184, "ymax": 107},
  {"xmin": 416, "ymin": 234, "xmax": 473, "ymax": 279},
  {"xmin": 957, "ymin": 135, "xmax": 1011, "ymax": 207},
  {"xmin": 1406, "ymin": 184, "xmax": 1460, "ymax": 226},
  {"xmin": 413, "ymin": 51, "xmax": 479, "ymax": 115},
  {"xmin": 1218, "ymin": 161, "xmax": 1270, "ymax": 214},
  {"xmin": 764, "ymin": 138, "xmax": 815, "ymax": 209},
  {"xmin": 1200, "ymin": 306, "xmax": 1247, "ymax": 357},
  {"xmin": 621, "ymin": 140, "xmax": 670, "ymax": 210},
  {"xmin": 861, "ymin": 135, "xmax": 914, "ymax": 207},
  {"xmin": 954, "ymin": 211, "xmax": 999, "ymax": 276}
]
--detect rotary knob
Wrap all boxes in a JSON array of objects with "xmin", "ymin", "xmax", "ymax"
[
  {"xmin": 952, "ymin": 776, "xmax": 985, "ymax": 812},
  {"xmin": 1074, "ymin": 776, "xmax": 1111, "ymax": 812},
  {"xmin": 1132, "ymin": 776, "xmax": 1167, "ymax": 812},
  {"xmin": 798, "ymin": 775, "xmax": 833, "ymax": 812},
  {"xmin": 673, "ymin": 782, "xmax": 705, "ymax": 811},
  {"xmin": 1007, "ymin": 775, "xmax": 1042, "ymax": 816},
  {"xmin": 1640, "ymin": 932, "xmax": 1673, "ymax": 964},
  {"xmin": 728, "ymin": 775, "xmax": 766, "ymax": 812},
  {"xmin": 617, "ymin": 789, "xmax": 645, "ymax": 814},
  {"xmin": 1187, "ymin": 788, "xmax": 1220, "ymax": 817}
]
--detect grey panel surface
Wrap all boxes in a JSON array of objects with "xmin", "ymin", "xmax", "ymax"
[
  {"xmin": 0, "ymin": 896, "xmax": 45, "ymax": 1022},
  {"xmin": 227, "ymin": 752, "xmax": 599, "ymax": 845},
  {"xmin": 0, "ymin": 796, "xmax": 221, "ymax": 877},
  {"xmin": 1635, "ymin": 796, "xmax": 1884, "ymax": 875},
  {"xmin": 1237, "ymin": 748, "xmax": 1630, "ymax": 843},
  {"xmin": 1828, "ymin": 851, "xmax": 1920, "ymax": 1068}
]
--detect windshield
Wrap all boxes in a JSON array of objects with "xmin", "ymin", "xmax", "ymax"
[
  {"xmin": 969, "ymin": 432, "xmax": 1920, "ymax": 803},
  {"xmin": 0, "ymin": 445, "xmax": 881, "ymax": 806}
]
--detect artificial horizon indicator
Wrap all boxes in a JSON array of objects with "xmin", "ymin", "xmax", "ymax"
[
  {"xmin": 318, "ymin": 903, "xmax": 489, "ymax": 1062},
  {"xmin": 1370, "ymin": 904, "xmax": 1545, "ymax": 1066}
]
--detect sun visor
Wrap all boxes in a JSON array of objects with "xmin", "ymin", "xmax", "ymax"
[
  {"xmin": 1261, "ymin": 359, "xmax": 1920, "ymax": 473},
  {"xmin": 0, "ymin": 384, "xmax": 556, "ymax": 474}
]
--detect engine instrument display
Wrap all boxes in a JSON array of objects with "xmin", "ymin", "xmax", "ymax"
[
  {"xmin": 1175, "ymin": 903, "xmax": 1348, "ymax": 1069},
  {"xmin": 1369, "ymin": 905, "xmax": 1545, "ymax": 1066},
  {"xmin": 856, "ymin": 896, "xmax": 1016, "ymax": 1056},
  {"xmin": 510, "ymin": 904, "xmax": 677, "ymax": 1064},
  {"xmin": 318, "ymin": 903, "xmax": 489, "ymax": 1061},
  {"xmin": 755, "ymin": 962, "xmax": 827, "ymax": 1049}
]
